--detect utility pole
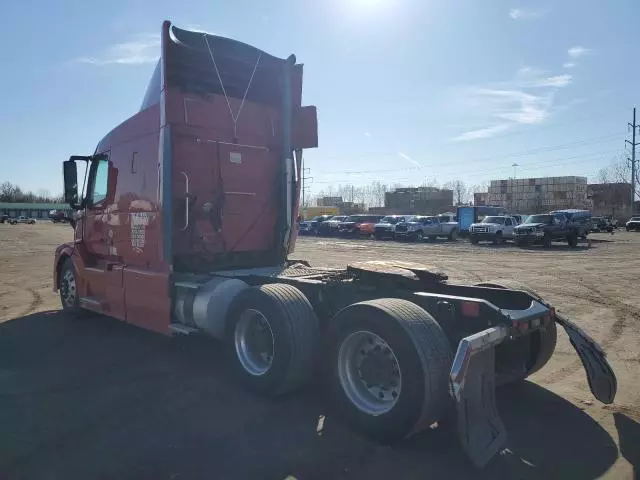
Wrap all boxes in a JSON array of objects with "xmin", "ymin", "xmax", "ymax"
[
  {"xmin": 627, "ymin": 107, "xmax": 638, "ymax": 212},
  {"xmin": 301, "ymin": 167, "xmax": 312, "ymax": 209}
]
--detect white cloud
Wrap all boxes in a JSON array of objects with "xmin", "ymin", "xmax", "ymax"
[
  {"xmin": 568, "ymin": 46, "xmax": 591, "ymax": 58},
  {"xmin": 451, "ymin": 65, "xmax": 573, "ymax": 141},
  {"xmin": 563, "ymin": 62, "xmax": 576, "ymax": 68},
  {"xmin": 509, "ymin": 7, "xmax": 547, "ymax": 20},
  {"xmin": 451, "ymin": 124, "xmax": 512, "ymax": 142},
  {"xmin": 528, "ymin": 74, "xmax": 572, "ymax": 88},
  {"xmin": 75, "ymin": 33, "xmax": 160, "ymax": 66},
  {"xmin": 398, "ymin": 152, "xmax": 421, "ymax": 167},
  {"xmin": 364, "ymin": 132, "xmax": 372, "ymax": 138}
]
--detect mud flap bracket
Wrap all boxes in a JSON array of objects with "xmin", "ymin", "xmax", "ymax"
[{"xmin": 450, "ymin": 326, "xmax": 509, "ymax": 468}]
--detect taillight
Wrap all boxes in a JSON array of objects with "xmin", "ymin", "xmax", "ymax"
[{"xmin": 461, "ymin": 301, "xmax": 480, "ymax": 317}]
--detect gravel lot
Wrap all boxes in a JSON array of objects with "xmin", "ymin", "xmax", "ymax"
[{"xmin": 1, "ymin": 223, "xmax": 639, "ymax": 479}]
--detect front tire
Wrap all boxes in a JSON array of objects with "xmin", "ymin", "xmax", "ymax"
[
  {"xmin": 226, "ymin": 283, "xmax": 320, "ymax": 396},
  {"xmin": 414, "ymin": 230, "xmax": 424, "ymax": 242},
  {"xmin": 327, "ymin": 298, "xmax": 453, "ymax": 442},
  {"xmin": 470, "ymin": 235, "xmax": 479, "ymax": 245},
  {"xmin": 567, "ymin": 232, "xmax": 578, "ymax": 248},
  {"xmin": 59, "ymin": 258, "xmax": 83, "ymax": 317}
]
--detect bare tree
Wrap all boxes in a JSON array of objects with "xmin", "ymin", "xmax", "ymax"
[
  {"xmin": 597, "ymin": 167, "xmax": 610, "ymax": 184},
  {"xmin": 443, "ymin": 179, "xmax": 471, "ymax": 205},
  {"xmin": 0, "ymin": 182, "xmax": 61, "ymax": 203}
]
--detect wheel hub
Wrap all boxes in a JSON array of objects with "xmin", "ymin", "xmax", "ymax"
[
  {"xmin": 234, "ymin": 309, "xmax": 274, "ymax": 376},
  {"xmin": 338, "ymin": 331, "xmax": 402, "ymax": 415}
]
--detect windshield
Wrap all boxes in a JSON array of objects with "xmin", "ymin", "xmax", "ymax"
[
  {"xmin": 526, "ymin": 215, "xmax": 552, "ymax": 224},
  {"xmin": 380, "ymin": 216, "xmax": 400, "ymax": 224},
  {"xmin": 482, "ymin": 216, "xmax": 505, "ymax": 224},
  {"xmin": 345, "ymin": 216, "xmax": 360, "ymax": 222},
  {"xmin": 631, "ymin": 217, "xmax": 640, "ymax": 221}
]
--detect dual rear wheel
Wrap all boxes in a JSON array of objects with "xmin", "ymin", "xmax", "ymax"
[{"xmin": 225, "ymin": 286, "xmax": 453, "ymax": 441}]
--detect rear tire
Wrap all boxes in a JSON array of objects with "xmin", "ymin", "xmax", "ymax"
[
  {"xmin": 327, "ymin": 298, "xmax": 453, "ymax": 442},
  {"xmin": 448, "ymin": 228, "xmax": 458, "ymax": 241},
  {"xmin": 475, "ymin": 281, "xmax": 557, "ymax": 382},
  {"xmin": 225, "ymin": 283, "xmax": 320, "ymax": 396},
  {"xmin": 567, "ymin": 232, "xmax": 578, "ymax": 248}
]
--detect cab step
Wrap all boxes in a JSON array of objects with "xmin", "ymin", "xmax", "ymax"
[{"xmin": 169, "ymin": 323, "xmax": 200, "ymax": 336}]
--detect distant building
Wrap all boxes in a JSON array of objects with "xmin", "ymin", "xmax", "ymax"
[
  {"xmin": 316, "ymin": 196, "xmax": 343, "ymax": 207},
  {"xmin": 0, "ymin": 202, "xmax": 72, "ymax": 219},
  {"xmin": 474, "ymin": 192, "xmax": 488, "ymax": 206},
  {"xmin": 587, "ymin": 183, "xmax": 632, "ymax": 221},
  {"xmin": 487, "ymin": 176, "xmax": 589, "ymax": 213},
  {"xmin": 384, "ymin": 187, "xmax": 454, "ymax": 214}
]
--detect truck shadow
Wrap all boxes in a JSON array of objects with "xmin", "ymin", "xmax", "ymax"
[{"xmin": 0, "ymin": 311, "xmax": 619, "ymax": 480}]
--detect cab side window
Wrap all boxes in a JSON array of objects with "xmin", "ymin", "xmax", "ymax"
[
  {"xmin": 505, "ymin": 218, "xmax": 513, "ymax": 226},
  {"xmin": 89, "ymin": 158, "xmax": 109, "ymax": 206}
]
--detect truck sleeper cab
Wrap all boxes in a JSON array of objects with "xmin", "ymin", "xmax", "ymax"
[{"xmin": 54, "ymin": 21, "xmax": 617, "ymax": 470}]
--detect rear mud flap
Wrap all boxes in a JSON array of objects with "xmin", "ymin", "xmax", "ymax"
[
  {"xmin": 450, "ymin": 326, "xmax": 509, "ymax": 468},
  {"xmin": 555, "ymin": 313, "xmax": 617, "ymax": 404}
]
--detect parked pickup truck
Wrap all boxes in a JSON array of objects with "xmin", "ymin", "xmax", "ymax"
[
  {"xmin": 374, "ymin": 215, "xmax": 416, "ymax": 240},
  {"xmin": 514, "ymin": 212, "xmax": 582, "ymax": 247},
  {"xmin": 469, "ymin": 215, "xmax": 516, "ymax": 244},
  {"xmin": 395, "ymin": 215, "xmax": 460, "ymax": 241},
  {"xmin": 337, "ymin": 215, "xmax": 384, "ymax": 238},
  {"xmin": 9, "ymin": 216, "xmax": 36, "ymax": 225},
  {"xmin": 625, "ymin": 216, "xmax": 640, "ymax": 231},
  {"xmin": 298, "ymin": 215, "xmax": 333, "ymax": 235}
]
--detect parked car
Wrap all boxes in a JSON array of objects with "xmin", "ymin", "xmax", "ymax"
[
  {"xmin": 298, "ymin": 215, "xmax": 333, "ymax": 235},
  {"xmin": 469, "ymin": 215, "xmax": 517, "ymax": 244},
  {"xmin": 10, "ymin": 216, "xmax": 36, "ymax": 225},
  {"xmin": 337, "ymin": 215, "xmax": 384, "ymax": 238},
  {"xmin": 514, "ymin": 212, "xmax": 582, "ymax": 247},
  {"xmin": 373, "ymin": 215, "xmax": 415, "ymax": 240},
  {"xmin": 626, "ymin": 216, "xmax": 640, "ymax": 231},
  {"xmin": 0, "ymin": 214, "xmax": 9, "ymax": 224},
  {"xmin": 395, "ymin": 215, "xmax": 460, "ymax": 241},
  {"xmin": 316, "ymin": 215, "xmax": 347, "ymax": 236},
  {"xmin": 551, "ymin": 209, "xmax": 591, "ymax": 239},
  {"xmin": 590, "ymin": 216, "xmax": 609, "ymax": 232}
]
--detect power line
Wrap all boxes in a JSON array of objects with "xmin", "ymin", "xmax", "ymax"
[
  {"xmin": 309, "ymin": 132, "xmax": 624, "ymax": 177},
  {"xmin": 309, "ymin": 149, "xmax": 622, "ymax": 185}
]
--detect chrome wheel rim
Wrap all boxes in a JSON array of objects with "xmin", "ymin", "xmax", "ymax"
[
  {"xmin": 337, "ymin": 330, "xmax": 402, "ymax": 415},
  {"xmin": 234, "ymin": 309, "xmax": 274, "ymax": 376},
  {"xmin": 61, "ymin": 269, "xmax": 76, "ymax": 307}
]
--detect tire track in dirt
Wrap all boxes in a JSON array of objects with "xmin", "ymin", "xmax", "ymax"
[
  {"xmin": 539, "ymin": 281, "xmax": 640, "ymax": 385},
  {"xmin": 14, "ymin": 288, "xmax": 43, "ymax": 319}
]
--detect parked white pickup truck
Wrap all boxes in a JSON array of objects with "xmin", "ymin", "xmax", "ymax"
[
  {"xmin": 469, "ymin": 215, "xmax": 516, "ymax": 244},
  {"xmin": 394, "ymin": 215, "xmax": 460, "ymax": 241},
  {"xmin": 9, "ymin": 216, "xmax": 36, "ymax": 225}
]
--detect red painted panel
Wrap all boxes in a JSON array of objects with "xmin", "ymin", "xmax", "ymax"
[{"xmin": 123, "ymin": 267, "xmax": 171, "ymax": 335}]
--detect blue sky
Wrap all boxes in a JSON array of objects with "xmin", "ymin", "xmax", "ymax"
[{"xmin": 1, "ymin": 0, "xmax": 638, "ymax": 197}]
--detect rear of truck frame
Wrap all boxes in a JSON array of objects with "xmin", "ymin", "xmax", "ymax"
[{"xmin": 53, "ymin": 21, "xmax": 617, "ymax": 468}]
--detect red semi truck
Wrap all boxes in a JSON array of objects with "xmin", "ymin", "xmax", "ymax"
[{"xmin": 53, "ymin": 21, "xmax": 617, "ymax": 468}]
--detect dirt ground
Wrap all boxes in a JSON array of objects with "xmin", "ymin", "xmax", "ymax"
[{"xmin": 1, "ymin": 223, "xmax": 639, "ymax": 480}]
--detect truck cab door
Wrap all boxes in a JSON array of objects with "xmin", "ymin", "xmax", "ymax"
[
  {"xmin": 504, "ymin": 217, "xmax": 514, "ymax": 236},
  {"xmin": 84, "ymin": 156, "xmax": 111, "ymax": 257}
]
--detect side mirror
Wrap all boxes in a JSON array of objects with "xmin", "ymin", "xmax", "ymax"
[{"xmin": 63, "ymin": 159, "xmax": 82, "ymax": 208}]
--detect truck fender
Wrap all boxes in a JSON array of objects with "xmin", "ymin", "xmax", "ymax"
[{"xmin": 53, "ymin": 244, "xmax": 84, "ymax": 292}]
